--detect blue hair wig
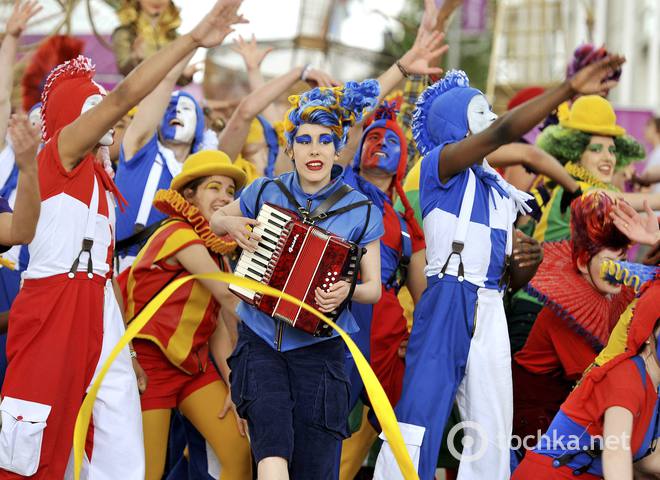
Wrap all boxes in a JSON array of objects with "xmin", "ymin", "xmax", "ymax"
[{"xmin": 284, "ymin": 79, "xmax": 380, "ymax": 152}]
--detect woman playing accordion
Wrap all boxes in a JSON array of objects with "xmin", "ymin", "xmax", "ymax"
[{"xmin": 210, "ymin": 81, "xmax": 384, "ymax": 479}]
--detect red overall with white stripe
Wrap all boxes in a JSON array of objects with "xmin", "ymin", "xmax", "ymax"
[{"xmin": 0, "ymin": 129, "xmax": 144, "ymax": 478}]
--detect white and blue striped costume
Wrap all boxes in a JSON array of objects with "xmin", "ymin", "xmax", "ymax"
[{"xmin": 376, "ymin": 72, "xmax": 529, "ymax": 480}]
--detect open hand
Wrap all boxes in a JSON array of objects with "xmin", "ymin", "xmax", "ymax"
[
  {"xmin": 6, "ymin": 0, "xmax": 42, "ymax": 38},
  {"xmin": 190, "ymin": 0, "xmax": 248, "ymax": 49},
  {"xmin": 398, "ymin": 29, "xmax": 447, "ymax": 76},
  {"xmin": 8, "ymin": 114, "xmax": 40, "ymax": 173},
  {"xmin": 610, "ymin": 200, "xmax": 660, "ymax": 246},
  {"xmin": 303, "ymin": 68, "xmax": 339, "ymax": 88},
  {"xmin": 569, "ymin": 54, "xmax": 626, "ymax": 96},
  {"xmin": 231, "ymin": 34, "xmax": 273, "ymax": 70}
]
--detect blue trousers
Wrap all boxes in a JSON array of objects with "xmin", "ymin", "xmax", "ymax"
[
  {"xmin": 375, "ymin": 275, "xmax": 513, "ymax": 480},
  {"xmin": 228, "ymin": 323, "xmax": 350, "ymax": 479}
]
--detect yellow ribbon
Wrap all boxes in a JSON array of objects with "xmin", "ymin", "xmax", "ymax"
[
  {"xmin": 0, "ymin": 257, "xmax": 16, "ymax": 270},
  {"xmin": 73, "ymin": 273, "xmax": 418, "ymax": 480}
]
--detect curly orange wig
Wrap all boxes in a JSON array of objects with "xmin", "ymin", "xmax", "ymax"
[{"xmin": 570, "ymin": 191, "xmax": 630, "ymax": 269}]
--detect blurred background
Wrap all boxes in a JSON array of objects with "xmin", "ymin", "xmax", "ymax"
[{"xmin": 1, "ymin": 0, "xmax": 659, "ymax": 143}]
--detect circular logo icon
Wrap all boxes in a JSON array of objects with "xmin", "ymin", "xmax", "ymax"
[{"xmin": 446, "ymin": 421, "xmax": 489, "ymax": 463}]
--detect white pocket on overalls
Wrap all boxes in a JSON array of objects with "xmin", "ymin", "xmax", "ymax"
[
  {"xmin": 375, "ymin": 422, "xmax": 426, "ymax": 478},
  {"xmin": 0, "ymin": 396, "xmax": 51, "ymax": 476}
]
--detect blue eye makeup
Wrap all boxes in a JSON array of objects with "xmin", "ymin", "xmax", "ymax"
[
  {"xmin": 295, "ymin": 135, "xmax": 311, "ymax": 144},
  {"xmin": 319, "ymin": 134, "xmax": 333, "ymax": 144}
]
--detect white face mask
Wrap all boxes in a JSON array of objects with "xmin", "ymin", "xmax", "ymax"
[
  {"xmin": 81, "ymin": 94, "xmax": 114, "ymax": 146},
  {"xmin": 171, "ymin": 96, "xmax": 197, "ymax": 144},
  {"xmin": 467, "ymin": 94, "xmax": 498, "ymax": 135}
]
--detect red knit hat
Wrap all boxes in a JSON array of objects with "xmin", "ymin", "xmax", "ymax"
[
  {"xmin": 40, "ymin": 55, "xmax": 105, "ymax": 142},
  {"xmin": 507, "ymin": 86, "xmax": 545, "ymax": 111},
  {"xmin": 358, "ymin": 102, "xmax": 423, "ymax": 240}
]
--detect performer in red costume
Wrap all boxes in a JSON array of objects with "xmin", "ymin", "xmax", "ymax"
[
  {"xmin": 0, "ymin": 2, "xmax": 246, "ymax": 478},
  {"xmin": 512, "ymin": 265, "xmax": 660, "ymax": 479},
  {"xmin": 513, "ymin": 191, "xmax": 635, "ymax": 446}
]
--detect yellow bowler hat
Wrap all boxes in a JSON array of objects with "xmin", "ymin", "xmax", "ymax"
[
  {"xmin": 560, "ymin": 95, "xmax": 626, "ymax": 137},
  {"xmin": 171, "ymin": 150, "xmax": 247, "ymax": 192}
]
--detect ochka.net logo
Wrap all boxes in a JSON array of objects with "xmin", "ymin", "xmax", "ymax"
[{"xmin": 446, "ymin": 421, "xmax": 631, "ymax": 462}]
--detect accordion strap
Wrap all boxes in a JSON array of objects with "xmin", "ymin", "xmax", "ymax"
[{"xmin": 272, "ymin": 178, "xmax": 371, "ymax": 224}]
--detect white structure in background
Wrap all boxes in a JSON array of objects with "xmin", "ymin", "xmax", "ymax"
[
  {"xmin": 487, "ymin": 0, "xmax": 660, "ymax": 112},
  {"xmin": 0, "ymin": 0, "xmax": 405, "ymax": 85}
]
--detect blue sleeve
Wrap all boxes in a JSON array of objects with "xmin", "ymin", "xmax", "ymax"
[
  {"xmin": 0, "ymin": 196, "xmax": 11, "ymax": 253},
  {"xmin": 119, "ymin": 133, "xmax": 158, "ymax": 169},
  {"xmin": 420, "ymin": 142, "xmax": 468, "ymax": 218},
  {"xmin": 356, "ymin": 203, "xmax": 383, "ymax": 247},
  {"xmin": 239, "ymin": 177, "xmax": 271, "ymax": 219},
  {"xmin": 0, "ymin": 196, "xmax": 11, "ymax": 214}
]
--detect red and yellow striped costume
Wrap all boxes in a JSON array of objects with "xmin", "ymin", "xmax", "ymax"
[{"xmin": 125, "ymin": 219, "xmax": 221, "ymax": 374}]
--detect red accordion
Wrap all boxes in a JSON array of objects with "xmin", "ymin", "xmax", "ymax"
[{"xmin": 229, "ymin": 203, "xmax": 361, "ymax": 336}]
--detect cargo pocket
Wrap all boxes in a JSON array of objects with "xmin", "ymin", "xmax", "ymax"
[
  {"xmin": 0, "ymin": 397, "xmax": 52, "ymax": 476},
  {"xmin": 375, "ymin": 422, "xmax": 426, "ymax": 476},
  {"xmin": 227, "ymin": 342, "xmax": 257, "ymax": 418},
  {"xmin": 313, "ymin": 361, "xmax": 351, "ymax": 439}
]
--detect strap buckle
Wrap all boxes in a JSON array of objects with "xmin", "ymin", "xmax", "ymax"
[{"xmin": 68, "ymin": 238, "xmax": 95, "ymax": 279}]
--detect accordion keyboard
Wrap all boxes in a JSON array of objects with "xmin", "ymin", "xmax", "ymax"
[{"xmin": 230, "ymin": 204, "xmax": 293, "ymax": 299}]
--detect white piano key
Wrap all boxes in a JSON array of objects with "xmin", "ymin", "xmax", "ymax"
[{"xmin": 236, "ymin": 262, "xmax": 267, "ymax": 277}]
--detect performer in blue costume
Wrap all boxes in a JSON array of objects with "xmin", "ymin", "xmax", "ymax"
[
  {"xmin": 342, "ymin": 102, "xmax": 426, "ymax": 409},
  {"xmin": 211, "ymin": 80, "xmax": 385, "ymax": 479},
  {"xmin": 115, "ymin": 78, "xmax": 207, "ymax": 271},
  {"xmin": 338, "ymin": 101, "xmax": 427, "ymax": 478},
  {"xmin": 375, "ymin": 54, "xmax": 625, "ymax": 480}
]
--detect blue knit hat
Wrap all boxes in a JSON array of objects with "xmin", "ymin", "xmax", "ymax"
[{"xmin": 412, "ymin": 70, "xmax": 483, "ymax": 155}]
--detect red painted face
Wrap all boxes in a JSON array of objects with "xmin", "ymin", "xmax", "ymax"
[{"xmin": 360, "ymin": 127, "xmax": 401, "ymax": 174}]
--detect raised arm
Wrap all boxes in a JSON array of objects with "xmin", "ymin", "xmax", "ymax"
[
  {"xmin": 486, "ymin": 143, "xmax": 580, "ymax": 193},
  {"xmin": 230, "ymin": 34, "xmax": 278, "ymax": 123},
  {"xmin": 376, "ymin": 28, "xmax": 446, "ymax": 105},
  {"xmin": 439, "ymin": 55, "xmax": 625, "ymax": 182},
  {"xmin": 219, "ymin": 66, "xmax": 336, "ymax": 161},
  {"xmin": 0, "ymin": 0, "xmax": 42, "ymax": 151},
  {"xmin": 121, "ymin": 51, "xmax": 195, "ymax": 160},
  {"xmin": 0, "ymin": 114, "xmax": 40, "ymax": 245},
  {"xmin": 57, "ymin": 0, "xmax": 246, "ymax": 170}
]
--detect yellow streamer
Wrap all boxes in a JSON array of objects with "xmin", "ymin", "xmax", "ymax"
[
  {"xmin": 0, "ymin": 257, "xmax": 16, "ymax": 270},
  {"xmin": 73, "ymin": 273, "xmax": 418, "ymax": 480}
]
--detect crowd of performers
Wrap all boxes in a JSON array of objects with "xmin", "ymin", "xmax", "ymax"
[{"xmin": 0, "ymin": 0, "xmax": 659, "ymax": 479}]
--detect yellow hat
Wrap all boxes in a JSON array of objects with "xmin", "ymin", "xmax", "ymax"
[
  {"xmin": 560, "ymin": 95, "xmax": 626, "ymax": 137},
  {"xmin": 171, "ymin": 150, "xmax": 247, "ymax": 192}
]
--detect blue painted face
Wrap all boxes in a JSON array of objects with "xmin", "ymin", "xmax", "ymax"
[
  {"xmin": 360, "ymin": 127, "xmax": 401, "ymax": 175},
  {"xmin": 160, "ymin": 93, "xmax": 199, "ymax": 145}
]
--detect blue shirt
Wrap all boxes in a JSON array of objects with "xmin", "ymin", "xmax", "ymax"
[
  {"xmin": 115, "ymin": 134, "xmax": 175, "ymax": 254},
  {"xmin": 343, "ymin": 167, "xmax": 408, "ymax": 285},
  {"xmin": 420, "ymin": 143, "xmax": 516, "ymax": 290},
  {"xmin": 0, "ymin": 195, "xmax": 12, "ymax": 254},
  {"xmin": 237, "ymin": 165, "xmax": 384, "ymax": 351}
]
